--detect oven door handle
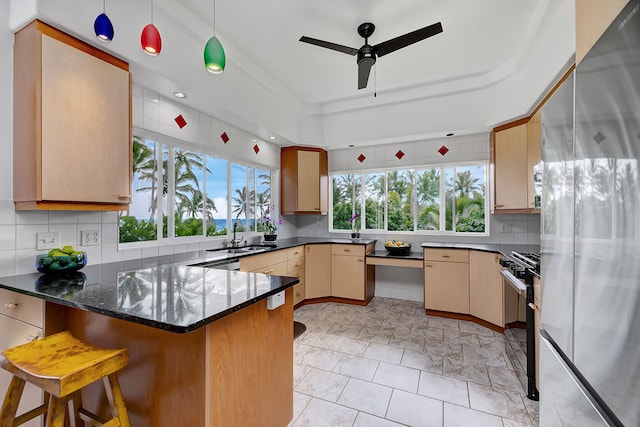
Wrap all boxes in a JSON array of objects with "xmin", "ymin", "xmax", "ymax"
[{"xmin": 500, "ymin": 269, "xmax": 527, "ymax": 295}]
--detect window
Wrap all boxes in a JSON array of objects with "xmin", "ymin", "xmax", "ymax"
[
  {"xmin": 119, "ymin": 135, "xmax": 273, "ymax": 244},
  {"xmin": 330, "ymin": 163, "xmax": 487, "ymax": 235}
]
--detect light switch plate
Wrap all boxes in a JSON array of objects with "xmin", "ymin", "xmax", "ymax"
[
  {"xmin": 267, "ymin": 291, "xmax": 285, "ymax": 310},
  {"xmin": 36, "ymin": 232, "xmax": 60, "ymax": 250}
]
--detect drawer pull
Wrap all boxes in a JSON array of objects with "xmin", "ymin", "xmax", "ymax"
[
  {"xmin": 118, "ymin": 194, "xmax": 132, "ymax": 201},
  {"xmin": 425, "ymin": 264, "xmax": 433, "ymax": 268},
  {"xmin": 4, "ymin": 303, "xmax": 17, "ymax": 309},
  {"xmin": 262, "ymin": 269, "xmax": 274, "ymax": 274},
  {"xmin": 495, "ymin": 204, "xmax": 505, "ymax": 208},
  {"xmin": 442, "ymin": 255, "xmax": 450, "ymax": 258},
  {"xmin": 25, "ymin": 334, "xmax": 39, "ymax": 343},
  {"xmin": 343, "ymin": 249, "xmax": 351, "ymax": 252},
  {"xmin": 357, "ymin": 258, "xmax": 364, "ymax": 263},
  {"xmin": 295, "ymin": 263, "xmax": 302, "ymax": 267}
]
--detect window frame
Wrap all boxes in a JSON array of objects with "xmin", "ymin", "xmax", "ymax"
[
  {"xmin": 329, "ymin": 161, "xmax": 490, "ymax": 236},
  {"xmin": 119, "ymin": 129, "xmax": 277, "ymax": 249}
]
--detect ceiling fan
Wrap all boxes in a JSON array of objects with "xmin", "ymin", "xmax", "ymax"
[{"xmin": 299, "ymin": 21, "xmax": 443, "ymax": 90}]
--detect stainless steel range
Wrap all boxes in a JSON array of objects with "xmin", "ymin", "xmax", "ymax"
[{"xmin": 499, "ymin": 250, "xmax": 540, "ymax": 401}]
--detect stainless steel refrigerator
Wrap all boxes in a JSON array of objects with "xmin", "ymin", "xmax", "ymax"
[{"xmin": 540, "ymin": 1, "xmax": 640, "ymax": 425}]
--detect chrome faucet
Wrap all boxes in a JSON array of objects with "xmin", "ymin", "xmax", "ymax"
[{"xmin": 230, "ymin": 222, "xmax": 244, "ymax": 248}]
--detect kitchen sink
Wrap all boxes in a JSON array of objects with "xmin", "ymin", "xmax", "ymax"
[{"xmin": 207, "ymin": 245, "xmax": 272, "ymax": 255}]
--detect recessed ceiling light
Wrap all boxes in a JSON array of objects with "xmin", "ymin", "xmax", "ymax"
[
  {"xmin": 446, "ymin": 133, "xmax": 454, "ymax": 137},
  {"xmin": 252, "ymin": 139, "xmax": 257, "ymax": 142},
  {"xmin": 173, "ymin": 92, "xmax": 187, "ymax": 99},
  {"xmin": 268, "ymin": 136, "xmax": 276, "ymax": 140}
]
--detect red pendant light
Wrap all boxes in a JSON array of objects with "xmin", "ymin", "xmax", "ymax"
[{"xmin": 141, "ymin": 0, "xmax": 161, "ymax": 56}]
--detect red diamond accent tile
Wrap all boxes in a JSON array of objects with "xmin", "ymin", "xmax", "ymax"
[
  {"xmin": 220, "ymin": 132, "xmax": 230, "ymax": 143},
  {"xmin": 253, "ymin": 144, "xmax": 260, "ymax": 154},
  {"xmin": 438, "ymin": 145, "xmax": 449, "ymax": 156},
  {"xmin": 174, "ymin": 114, "xmax": 187, "ymax": 129},
  {"xmin": 357, "ymin": 154, "xmax": 366, "ymax": 163},
  {"xmin": 395, "ymin": 150, "xmax": 405, "ymax": 159}
]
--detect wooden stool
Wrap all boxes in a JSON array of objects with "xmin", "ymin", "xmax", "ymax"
[{"xmin": 0, "ymin": 331, "xmax": 130, "ymax": 427}]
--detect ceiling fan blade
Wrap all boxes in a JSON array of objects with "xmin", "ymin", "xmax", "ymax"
[
  {"xmin": 299, "ymin": 36, "xmax": 359, "ymax": 56},
  {"xmin": 373, "ymin": 22, "xmax": 443, "ymax": 57},
  {"xmin": 358, "ymin": 58, "xmax": 375, "ymax": 89}
]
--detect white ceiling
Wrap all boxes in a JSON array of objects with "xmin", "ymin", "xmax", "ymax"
[{"xmin": 10, "ymin": 0, "xmax": 575, "ymax": 150}]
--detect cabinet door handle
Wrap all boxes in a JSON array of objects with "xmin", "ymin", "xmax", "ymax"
[
  {"xmin": 295, "ymin": 263, "xmax": 302, "ymax": 267},
  {"xmin": 118, "ymin": 194, "xmax": 132, "ymax": 201},
  {"xmin": 343, "ymin": 249, "xmax": 351, "ymax": 252},
  {"xmin": 4, "ymin": 303, "xmax": 17, "ymax": 309},
  {"xmin": 495, "ymin": 204, "xmax": 504, "ymax": 208},
  {"xmin": 263, "ymin": 269, "xmax": 274, "ymax": 274},
  {"xmin": 357, "ymin": 258, "xmax": 363, "ymax": 263},
  {"xmin": 425, "ymin": 264, "xmax": 433, "ymax": 268},
  {"xmin": 442, "ymin": 255, "xmax": 450, "ymax": 258}
]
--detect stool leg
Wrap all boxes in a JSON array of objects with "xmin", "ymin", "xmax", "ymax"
[
  {"xmin": 104, "ymin": 374, "xmax": 130, "ymax": 427},
  {"xmin": 0, "ymin": 375, "xmax": 25, "ymax": 427},
  {"xmin": 45, "ymin": 396, "xmax": 66, "ymax": 427},
  {"xmin": 67, "ymin": 391, "xmax": 83, "ymax": 427}
]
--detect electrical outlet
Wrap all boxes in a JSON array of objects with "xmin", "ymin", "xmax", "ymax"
[
  {"xmin": 500, "ymin": 223, "xmax": 513, "ymax": 233},
  {"xmin": 36, "ymin": 232, "xmax": 60, "ymax": 250},
  {"xmin": 81, "ymin": 229, "xmax": 101, "ymax": 246}
]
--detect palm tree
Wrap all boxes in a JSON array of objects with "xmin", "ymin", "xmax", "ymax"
[
  {"xmin": 232, "ymin": 186, "xmax": 255, "ymax": 227},
  {"xmin": 455, "ymin": 170, "xmax": 480, "ymax": 198}
]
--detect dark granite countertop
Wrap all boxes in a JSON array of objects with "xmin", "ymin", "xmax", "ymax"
[
  {"xmin": 367, "ymin": 250, "xmax": 424, "ymax": 260},
  {"xmin": 0, "ymin": 257, "xmax": 299, "ymax": 334},
  {"xmin": 420, "ymin": 242, "xmax": 540, "ymax": 255},
  {"xmin": 0, "ymin": 237, "xmax": 376, "ymax": 334}
]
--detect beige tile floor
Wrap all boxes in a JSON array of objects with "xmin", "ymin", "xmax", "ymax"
[{"xmin": 289, "ymin": 297, "xmax": 539, "ymax": 427}]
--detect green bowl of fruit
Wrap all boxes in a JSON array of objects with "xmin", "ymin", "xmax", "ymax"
[{"xmin": 36, "ymin": 245, "xmax": 87, "ymax": 274}]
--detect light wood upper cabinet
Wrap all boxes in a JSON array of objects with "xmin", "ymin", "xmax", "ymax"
[
  {"xmin": 493, "ymin": 123, "xmax": 528, "ymax": 211},
  {"xmin": 424, "ymin": 249, "xmax": 469, "ymax": 314},
  {"xmin": 526, "ymin": 110, "xmax": 542, "ymax": 210},
  {"xmin": 280, "ymin": 146, "xmax": 328, "ymax": 214},
  {"xmin": 304, "ymin": 245, "xmax": 331, "ymax": 298},
  {"xmin": 469, "ymin": 251, "xmax": 504, "ymax": 327},
  {"xmin": 13, "ymin": 20, "xmax": 132, "ymax": 211},
  {"xmin": 493, "ymin": 118, "xmax": 541, "ymax": 213},
  {"xmin": 576, "ymin": 0, "xmax": 629, "ymax": 64}
]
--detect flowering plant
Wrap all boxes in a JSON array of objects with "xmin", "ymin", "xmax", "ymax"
[
  {"xmin": 348, "ymin": 213, "xmax": 360, "ymax": 233},
  {"xmin": 260, "ymin": 205, "xmax": 284, "ymax": 235}
]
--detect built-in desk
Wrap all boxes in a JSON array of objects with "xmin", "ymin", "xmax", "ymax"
[{"xmin": 366, "ymin": 250, "xmax": 424, "ymax": 268}]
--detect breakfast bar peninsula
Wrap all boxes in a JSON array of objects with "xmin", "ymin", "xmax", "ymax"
[{"xmin": 0, "ymin": 253, "xmax": 299, "ymax": 426}]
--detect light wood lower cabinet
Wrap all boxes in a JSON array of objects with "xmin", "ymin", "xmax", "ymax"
[
  {"xmin": 304, "ymin": 245, "xmax": 331, "ymax": 298},
  {"xmin": 469, "ymin": 251, "xmax": 504, "ymax": 326},
  {"xmin": 0, "ymin": 291, "xmax": 44, "ymax": 427},
  {"xmin": 331, "ymin": 243, "xmax": 375, "ymax": 302},
  {"xmin": 286, "ymin": 246, "xmax": 305, "ymax": 305},
  {"xmin": 424, "ymin": 249, "xmax": 470, "ymax": 314},
  {"xmin": 239, "ymin": 249, "xmax": 288, "ymax": 275}
]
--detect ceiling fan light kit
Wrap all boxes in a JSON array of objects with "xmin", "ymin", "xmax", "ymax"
[{"xmin": 300, "ymin": 21, "xmax": 443, "ymax": 90}]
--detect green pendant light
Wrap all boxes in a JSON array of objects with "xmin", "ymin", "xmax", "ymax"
[{"xmin": 204, "ymin": 0, "xmax": 225, "ymax": 74}]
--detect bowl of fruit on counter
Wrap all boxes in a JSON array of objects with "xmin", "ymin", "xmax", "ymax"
[
  {"xmin": 36, "ymin": 245, "xmax": 87, "ymax": 274},
  {"xmin": 384, "ymin": 240, "xmax": 412, "ymax": 255}
]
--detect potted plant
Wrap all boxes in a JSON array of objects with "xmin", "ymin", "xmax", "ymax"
[
  {"xmin": 260, "ymin": 205, "xmax": 284, "ymax": 241},
  {"xmin": 348, "ymin": 213, "xmax": 360, "ymax": 238}
]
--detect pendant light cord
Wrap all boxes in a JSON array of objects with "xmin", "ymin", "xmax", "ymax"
[
  {"xmin": 102, "ymin": 0, "xmax": 106, "ymax": 13},
  {"xmin": 151, "ymin": 0, "xmax": 154, "ymax": 23},
  {"xmin": 213, "ymin": 0, "xmax": 217, "ymax": 35}
]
